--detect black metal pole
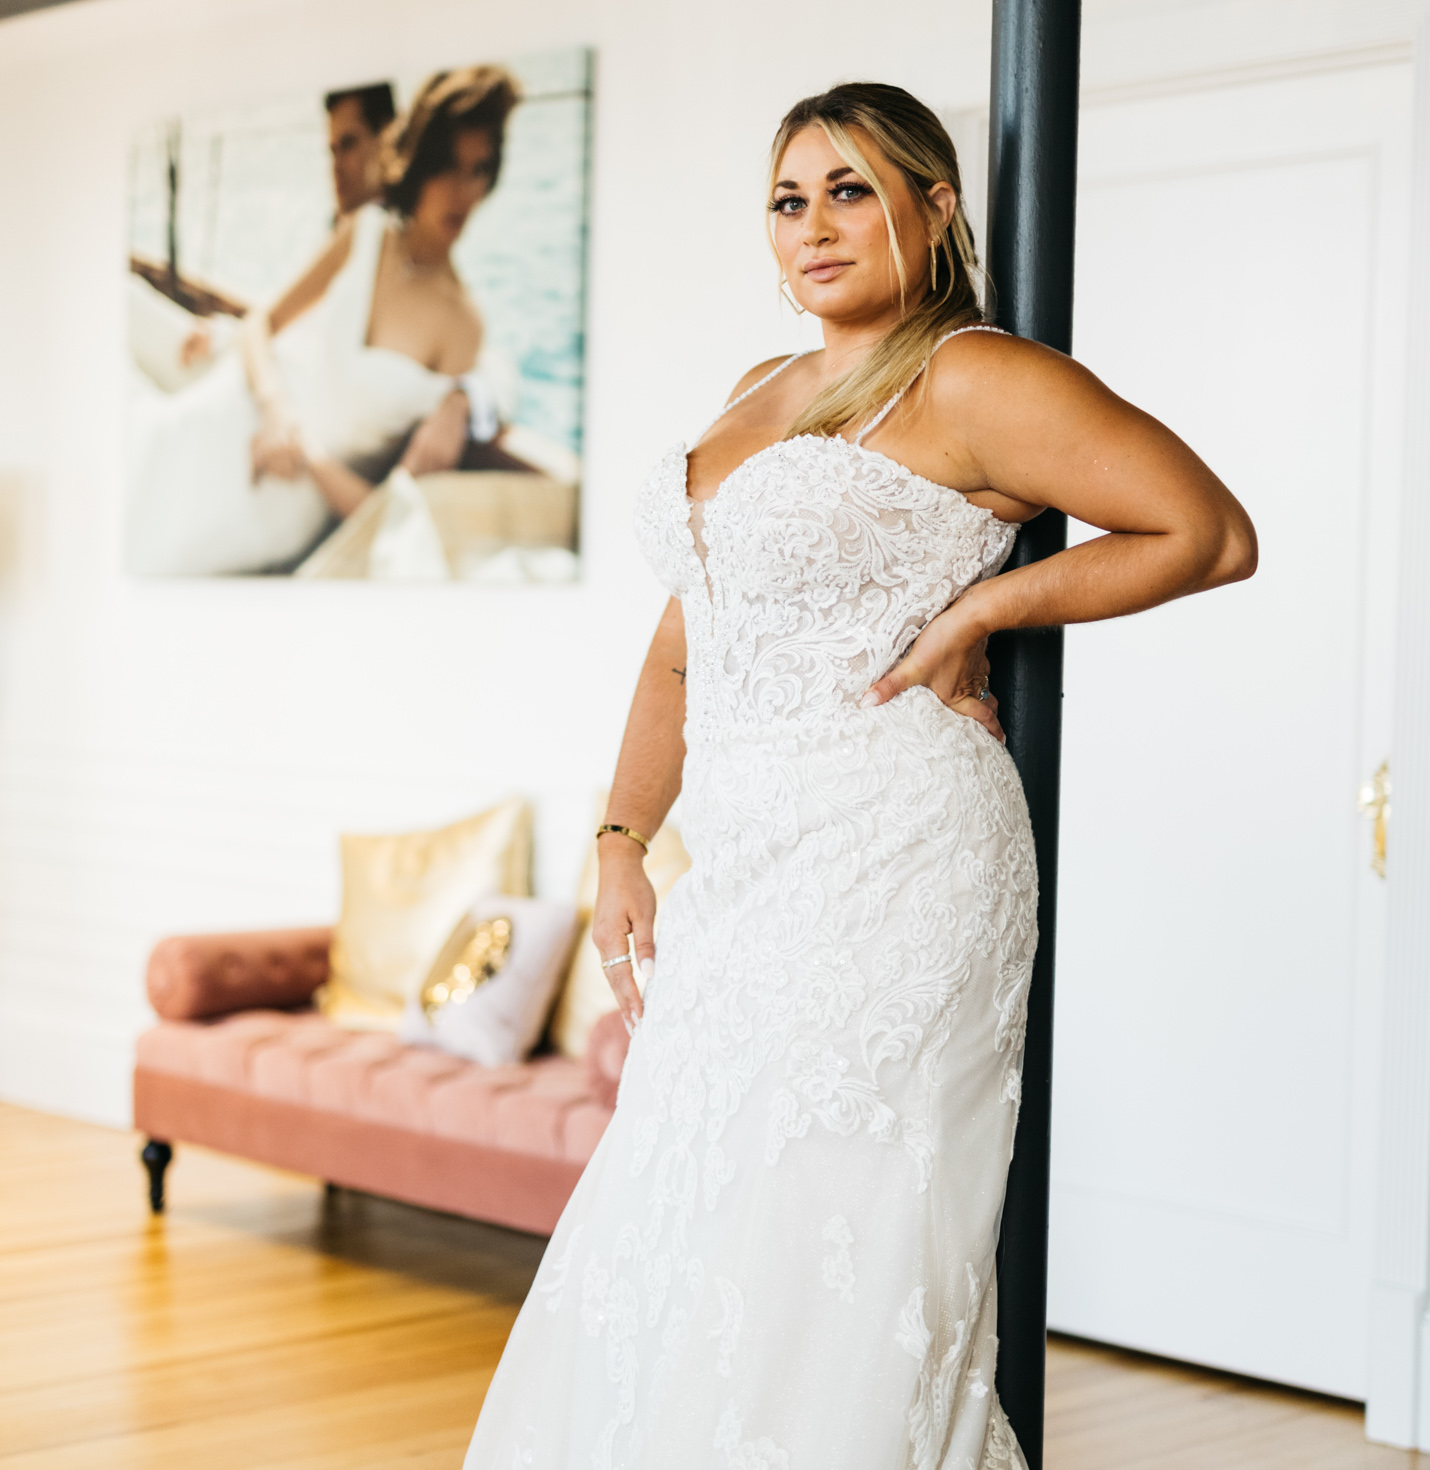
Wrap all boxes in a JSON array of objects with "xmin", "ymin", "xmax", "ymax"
[
  {"xmin": 165, "ymin": 121, "xmax": 181, "ymax": 296},
  {"xmin": 985, "ymin": 3, "xmax": 1081, "ymax": 1468}
]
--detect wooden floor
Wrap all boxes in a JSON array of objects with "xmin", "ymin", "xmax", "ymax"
[{"xmin": 0, "ymin": 1102, "xmax": 1422, "ymax": 1469}]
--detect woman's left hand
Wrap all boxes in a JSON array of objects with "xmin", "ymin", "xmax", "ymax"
[
  {"xmin": 859, "ymin": 600, "xmax": 1005, "ymax": 742},
  {"xmin": 401, "ymin": 389, "xmax": 470, "ymax": 476},
  {"xmin": 250, "ymin": 411, "xmax": 306, "ymax": 483}
]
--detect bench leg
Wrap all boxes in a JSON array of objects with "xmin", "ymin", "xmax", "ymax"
[{"xmin": 141, "ymin": 1139, "xmax": 173, "ymax": 1213}]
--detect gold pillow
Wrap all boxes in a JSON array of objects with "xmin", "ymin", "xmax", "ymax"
[
  {"xmin": 548, "ymin": 812, "xmax": 691, "ymax": 1058},
  {"xmin": 318, "ymin": 798, "xmax": 532, "ymax": 1031}
]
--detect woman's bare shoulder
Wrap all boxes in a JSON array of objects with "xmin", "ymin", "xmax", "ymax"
[
  {"xmin": 926, "ymin": 325, "xmax": 1108, "ymax": 415},
  {"xmin": 726, "ymin": 353, "xmax": 802, "ymax": 402},
  {"xmin": 439, "ymin": 284, "xmax": 484, "ymax": 374},
  {"xmin": 930, "ymin": 323, "xmax": 1041, "ymax": 373},
  {"xmin": 447, "ymin": 285, "xmax": 483, "ymax": 336}
]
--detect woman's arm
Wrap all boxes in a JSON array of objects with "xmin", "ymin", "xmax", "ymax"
[
  {"xmin": 304, "ymin": 457, "xmax": 372, "ymax": 518},
  {"xmin": 243, "ymin": 222, "xmax": 356, "ymax": 481},
  {"xmin": 590, "ymin": 597, "xmax": 688, "ymax": 1027},
  {"xmin": 864, "ymin": 336, "xmax": 1257, "ymax": 721}
]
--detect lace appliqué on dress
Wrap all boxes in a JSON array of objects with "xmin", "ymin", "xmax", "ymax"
[
  {"xmin": 821, "ymin": 1215, "xmax": 856, "ymax": 1303},
  {"xmin": 898, "ymin": 1274, "xmax": 975, "ymax": 1470},
  {"xmin": 715, "ymin": 1403, "xmax": 791, "ymax": 1470},
  {"xmin": 537, "ymin": 1224, "xmax": 582, "ymax": 1314}
]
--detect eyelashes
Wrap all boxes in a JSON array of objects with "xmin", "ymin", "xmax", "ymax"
[{"xmin": 768, "ymin": 182, "xmax": 875, "ymax": 215}]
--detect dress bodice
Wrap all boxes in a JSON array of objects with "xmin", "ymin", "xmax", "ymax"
[
  {"xmin": 282, "ymin": 203, "xmax": 456, "ymax": 461},
  {"xmin": 633, "ymin": 330, "xmax": 1018, "ymax": 744}
]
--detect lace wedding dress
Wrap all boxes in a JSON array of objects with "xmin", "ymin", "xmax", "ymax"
[
  {"xmin": 125, "ymin": 204, "xmax": 456, "ymax": 576},
  {"xmin": 467, "ymin": 326, "xmax": 1038, "ymax": 1470}
]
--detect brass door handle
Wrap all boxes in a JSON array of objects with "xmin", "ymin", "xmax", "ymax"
[{"xmin": 1358, "ymin": 760, "xmax": 1391, "ymax": 879}]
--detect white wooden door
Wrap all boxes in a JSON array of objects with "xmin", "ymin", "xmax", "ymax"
[{"xmin": 1049, "ymin": 61, "xmax": 1412, "ymax": 1399}]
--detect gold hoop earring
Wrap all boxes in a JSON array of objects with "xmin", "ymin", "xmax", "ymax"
[
  {"xmin": 780, "ymin": 278, "xmax": 806, "ymax": 316},
  {"xmin": 929, "ymin": 242, "xmax": 939, "ymax": 294}
]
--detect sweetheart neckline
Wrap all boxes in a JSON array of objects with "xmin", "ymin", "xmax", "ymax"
[
  {"xmin": 678, "ymin": 434, "xmax": 1018, "ymax": 529},
  {"xmin": 359, "ymin": 339, "xmax": 459, "ymax": 381}
]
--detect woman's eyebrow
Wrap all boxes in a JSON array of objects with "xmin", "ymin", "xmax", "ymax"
[{"xmin": 773, "ymin": 167, "xmax": 857, "ymax": 190}]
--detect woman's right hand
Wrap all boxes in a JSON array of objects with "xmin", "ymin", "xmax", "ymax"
[
  {"xmin": 590, "ymin": 840, "xmax": 657, "ymax": 1029},
  {"xmin": 250, "ymin": 407, "xmax": 306, "ymax": 482}
]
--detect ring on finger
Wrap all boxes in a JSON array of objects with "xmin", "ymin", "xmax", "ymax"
[
  {"xmin": 977, "ymin": 685, "xmax": 991, "ymax": 702},
  {"xmin": 601, "ymin": 953, "xmax": 633, "ymax": 970}
]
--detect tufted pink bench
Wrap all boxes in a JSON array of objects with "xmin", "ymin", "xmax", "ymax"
[{"xmin": 133, "ymin": 927, "xmax": 627, "ymax": 1235}]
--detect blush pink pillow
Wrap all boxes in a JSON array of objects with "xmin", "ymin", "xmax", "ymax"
[{"xmin": 146, "ymin": 928, "xmax": 333, "ymax": 1019}]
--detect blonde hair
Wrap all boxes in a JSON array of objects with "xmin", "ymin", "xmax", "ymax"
[{"xmin": 768, "ymin": 83, "xmax": 985, "ymax": 441}]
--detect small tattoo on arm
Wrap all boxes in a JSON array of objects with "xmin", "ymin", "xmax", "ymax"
[{"xmin": 672, "ymin": 667, "xmax": 687, "ymax": 684}]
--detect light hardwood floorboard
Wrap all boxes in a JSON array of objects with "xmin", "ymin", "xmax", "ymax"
[{"xmin": 0, "ymin": 1101, "xmax": 1423, "ymax": 1468}]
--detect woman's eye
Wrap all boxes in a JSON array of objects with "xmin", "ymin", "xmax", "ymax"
[
  {"xmin": 832, "ymin": 183, "xmax": 872, "ymax": 202},
  {"xmin": 770, "ymin": 195, "xmax": 805, "ymax": 215}
]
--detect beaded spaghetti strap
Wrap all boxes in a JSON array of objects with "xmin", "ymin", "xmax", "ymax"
[
  {"xmin": 853, "ymin": 323, "xmax": 1006, "ymax": 446},
  {"xmin": 693, "ymin": 350, "xmax": 814, "ymax": 443}
]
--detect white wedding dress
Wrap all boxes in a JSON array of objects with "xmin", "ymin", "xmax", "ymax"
[
  {"xmin": 125, "ymin": 204, "xmax": 456, "ymax": 576},
  {"xmin": 467, "ymin": 327, "xmax": 1039, "ymax": 1470}
]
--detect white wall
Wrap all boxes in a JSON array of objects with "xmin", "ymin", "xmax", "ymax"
[{"xmin": 0, "ymin": 0, "xmax": 1416, "ymax": 1131}]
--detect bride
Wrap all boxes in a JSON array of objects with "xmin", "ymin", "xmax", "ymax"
[
  {"xmin": 124, "ymin": 65, "xmax": 518, "ymax": 577},
  {"xmin": 467, "ymin": 82, "xmax": 1256, "ymax": 1469}
]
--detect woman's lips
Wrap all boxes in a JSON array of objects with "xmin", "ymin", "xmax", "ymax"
[{"xmin": 803, "ymin": 260, "xmax": 851, "ymax": 282}]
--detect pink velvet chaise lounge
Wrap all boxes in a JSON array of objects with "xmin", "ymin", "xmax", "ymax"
[{"xmin": 133, "ymin": 926, "xmax": 629, "ymax": 1234}]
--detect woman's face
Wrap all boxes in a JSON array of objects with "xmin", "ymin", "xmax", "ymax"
[
  {"xmin": 412, "ymin": 128, "xmax": 498, "ymax": 248},
  {"xmin": 771, "ymin": 125, "xmax": 951, "ymax": 326}
]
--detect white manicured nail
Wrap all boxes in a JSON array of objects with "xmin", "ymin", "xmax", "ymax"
[
  {"xmin": 859, "ymin": 691, "xmax": 880, "ymax": 709},
  {"xmin": 622, "ymin": 1016, "xmax": 633, "ymax": 1037},
  {"xmin": 640, "ymin": 958, "xmax": 655, "ymax": 981}
]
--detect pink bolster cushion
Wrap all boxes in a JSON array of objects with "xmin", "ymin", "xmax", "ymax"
[
  {"xmin": 583, "ymin": 1009, "xmax": 631, "ymax": 1110},
  {"xmin": 147, "ymin": 927, "xmax": 334, "ymax": 1020}
]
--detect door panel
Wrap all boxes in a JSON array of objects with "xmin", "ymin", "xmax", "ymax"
[{"xmin": 1050, "ymin": 65, "xmax": 1410, "ymax": 1397}]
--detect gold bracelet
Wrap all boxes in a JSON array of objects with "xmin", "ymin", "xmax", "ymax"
[{"xmin": 596, "ymin": 823, "xmax": 650, "ymax": 852}]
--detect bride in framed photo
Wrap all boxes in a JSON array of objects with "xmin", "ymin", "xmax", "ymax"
[{"xmin": 125, "ymin": 66, "xmax": 517, "ymax": 577}]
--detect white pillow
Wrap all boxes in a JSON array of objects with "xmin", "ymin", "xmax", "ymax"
[
  {"xmin": 368, "ymin": 467, "xmax": 451, "ymax": 581},
  {"xmin": 399, "ymin": 896, "xmax": 579, "ymax": 1067},
  {"xmin": 320, "ymin": 798, "xmax": 532, "ymax": 1032}
]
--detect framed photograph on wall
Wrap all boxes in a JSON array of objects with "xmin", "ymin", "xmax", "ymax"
[{"xmin": 124, "ymin": 47, "xmax": 590, "ymax": 582}]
